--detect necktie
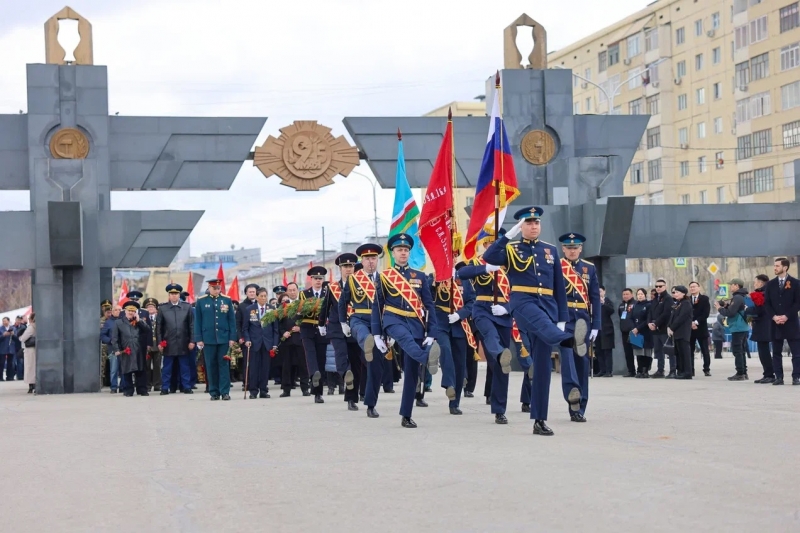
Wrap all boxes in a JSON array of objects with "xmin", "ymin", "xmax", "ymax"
[
  {"xmin": 780, "ymin": 278, "xmax": 785, "ymax": 289},
  {"xmin": 260, "ymin": 306, "xmax": 264, "ymax": 318},
  {"xmin": 314, "ymin": 292, "xmax": 319, "ymax": 298},
  {"xmin": 693, "ymin": 296, "xmax": 697, "ymax": 304},
  {"xmin": 150, "ymin": 315, "xmax": 155, "ymax": 321}
]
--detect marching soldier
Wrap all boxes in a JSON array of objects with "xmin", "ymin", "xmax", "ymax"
[
  {"xmin": 557, "ymin": 233, "xmax": 600, "ymax": 422},
  {"xmin": 242, "ymin": 287, "xmax": 277, "ymax": 398},
  {"xmin": 299, "ymin": 266, "xmax": 329, "ymax": 404},
  {"xmin": 432, "ymin": 256, "xmax": 476, "ymax": 415},
  {"xmin": 319, "ymin": 252, "xmax": 362, "ymax": 411},
  {"xmin": 340, "ymin": 243, "xmax": 384, "ymax": 418},
  {"xmin": 483, "ymin": 207, "xmax": 580, "ymax": 436},
  {"xmin": 194, "ymin": 279, "xmax": 237, "ymax": 401},
  {"xmin": 143, "ymin": 297, "xmax": 162, "ymax": 392},
  {"xmin": 156, "ymin": 283, "xmax": 195, "ymax": 395},
  {"xmin": 371, "ymin": 233, "xmax": 439, "ymax": 428}
]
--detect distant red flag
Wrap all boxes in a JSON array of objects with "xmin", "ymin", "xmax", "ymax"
[
  {"xmin": 185, "ymin": 272, "xmax": 196, "ymax": 304},
  {"xmin": 282, "ymin": 268, "xmax": 288, "ymax": 287},
  {"xmin": 305, "ymin": 261, "xmax": 313, "ymax": 288},
  {"xmin": 328, "ymin": 267, "xmax": 334, "ymax": 283},
  {"xmin": 292, "ymin": 271, "xmax": 297, "ymax": 284},
  {"xmin": 216, "ymin": 261, "xmax": 226, "ymax": 294},
  {"xmin": 117, "ymin": 279, "xmax": 130, "ymax": 306},
  {"xmin": 419, "ymin": 116, "xmax": 454, "ymax": 281},
  {"xmin": 227, "ymin": 276, "xmax": 240, "ymax": 302}
]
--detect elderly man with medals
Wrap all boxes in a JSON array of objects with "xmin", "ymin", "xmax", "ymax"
[
  {"xmin": 557, "ymin": 232, "xmax": 600, "ymax": 422},
  {"xmin": 371, "ymin": 233, "xmax": 439, "ymax": 429},
  {"xmin": 483, "ymin": 207, "xmax": 581, "ymax": 436},
  {"xmin": 194, "ymin": 278, "xmax": 237, "ymax": 401}
]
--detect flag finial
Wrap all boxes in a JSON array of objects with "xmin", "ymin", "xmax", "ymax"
[
  {"xmin": 397, "ymin": 128, "xmax": 402, "ymax": 141},
  {"xmin": 495, "ymin": 70, "xmax": 500, "ymax": 86},
  {"xmin": 447, "ymin": 107, "xmax": 452, "ymax": 121}
]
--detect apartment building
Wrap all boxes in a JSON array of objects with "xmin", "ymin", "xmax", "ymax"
[{"xmin": 548, "ymin": 0, "xmax": 800, "ymax": 206}]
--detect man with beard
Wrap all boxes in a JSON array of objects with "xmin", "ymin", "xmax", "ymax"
[{"xmin": 765, "ymin": 258, "xmax": 800, "ymax": 385}]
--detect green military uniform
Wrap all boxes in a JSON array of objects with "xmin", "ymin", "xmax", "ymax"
[{"xmin": 194, "ymin": 280, "xmax": 237, "ymax": 400}]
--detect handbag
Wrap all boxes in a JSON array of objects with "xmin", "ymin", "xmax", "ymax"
[
  {"xmin": 24, "ymin": 335, "xmax": 35, "ymax": 348},
  {"xmin": 663, "ymin": 336, "xmax": 675, "ymax": 357}
]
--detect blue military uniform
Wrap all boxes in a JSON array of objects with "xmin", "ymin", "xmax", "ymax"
[
  {"xmin": 242, "ymin": 295, "xmax": 277, "ymax": 398},
  {"xmin": 483, "ymin": 206, "xmax": 578, "ymax": 435},
  {"xmin": 432, "ymin": 270, "xmax": 475, "ymax": 413},
  {"xmin": 299, "ymin": 266, "xmax": 329, "ymax": 402},
  {"xmin": 371, "ymin": 233, "xmax": 438, "ymax": 428},
  {"xmin": 557, "ymin": 233, "xmax": 601, "ymax": 421},
  {"xmin": 340, "ymin": 244, "xmax": 384, "ymax": 416},
  {"xmin": 193, "ymin": 279, "xmax": 237, "ymax": 400},
  {"xmin": 319, "ymin": 252, "xmax": 362, "ymax": 410}
]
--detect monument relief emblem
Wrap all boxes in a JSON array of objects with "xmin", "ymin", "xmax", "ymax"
[
  {"xmin": 49, "ymin": 127, "xmax": 90, "ymax": 159},
  {"xmin": 254, "ymin": 120, "xmax": 359, "ymax": 191},
  {"xmin": 520, "ymin": 129, "xmax": 556, "ymax": 165}
]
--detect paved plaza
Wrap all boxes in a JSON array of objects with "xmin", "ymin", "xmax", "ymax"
[{"xmin": 1, "ymin": 357, "xmax": 798, "ymax": 533}]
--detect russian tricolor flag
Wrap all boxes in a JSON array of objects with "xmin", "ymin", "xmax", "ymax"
[{"xmin": 463, "ymin": 73, "xmax": 520, "ymax": 261}]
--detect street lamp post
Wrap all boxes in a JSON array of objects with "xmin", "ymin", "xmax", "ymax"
[{"xmin": 351, "ymin": 170, "xmax": 380, "ymax": 242}]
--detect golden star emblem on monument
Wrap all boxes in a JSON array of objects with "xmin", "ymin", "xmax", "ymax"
[{"xmin": 254, "ymin": 120, "xmax": 360, "ymax": 191}]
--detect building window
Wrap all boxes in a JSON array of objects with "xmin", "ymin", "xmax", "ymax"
[
  {"xmin": 739, "ymin": 170, "xmax": 755, "ymax": 196},
  {"xmin": 717, "ymin": 186, "xmax": 726, "ymax": 203},
  {"xmin": 698, "ymin": 122, "xmax": 707, "ymax": 139},
  {"xmin": 599, "ymin": 75, "xmax": 620, "ymax": 104},
  {"xmin": 750, "ymin": 52, "xmax": 769, "ymax": 81},
  {"xmin": 680, "ymin": 194, "xmax": 691, "ymax": 205},
  {"xmin": 574, "ymin": 102, "xmax": 580, "ymax": 114},
  {"xmin": 782, "ymin": 81, "xmax": 800, "ymax": 109},
  {"xmin": 738, "ymin": 134, "xmax": 753, "ymax": 160},
  {"xmin": 712, "ymin": 47, "xmax": 722, "ymax": 64},
  {"xmin": 678, "ymin": 94, "xmax": 688, "ymax": 110},
  {"xmin": 647, "ymin": 127, "xmax": 661, "ymax": 148},
  {"xmin": 735, "ymin": 24, "xmax": 749, "ymax": 51},
  {"xmin": 695, "ymin": 53, "xmax": 704, "ymax": 70},
  {"xmin": 781, "ymin": 43, "xmax": 800, "ymax": 71},
  {"xmin": 676, "ymin": 27, "xmax": 685, "ymax": 45},
  {"xmin": 716, "ymin": 151, "xmax": 725, "ymax": 168},
  {"xmin": 585, "ymin": 68, "xmax": 592, "ymax": 81},
  {"xmin": 680, "ymin": 161, "xmax": 690, "ymax": 177},
  {"xmin": 699, "ymin": 190, "xmax": 708, "ymax": 204},
  {"xmin": 695, "ymin": 19, "xmax": 704, "ymax": 37},
  {"xmin": 586, "ymin": 97, "xmax": 592, "ymax": 112},
  {"xmin": 630, "ymin": 162, "xmax": 644, "ymax": 184},
  {"xmin": 646, "ymin": 94, "xmax": 660, "ymax": 115},
  {"xmin": 735, "ymin": 61, "xmax": 750, "ymax": 88},
  {"xmin": 628, "ymin": 68, "xmax": 642, "ymax": 89},
  {"xmin": 649, "ymin": 191, "xmax": 664, "ymax": 204},
  {"xmin": 679, "ymin": 127, "xmax": 689, "ymax": 144},
  {"xmin": 780, "ymin": 2, "xmax": 800, "ymax": 33},
  {"xmin": 750, "ymin": 90, "xmax": 771, "ymax": 117},
  {"xmin": 752, "ymin": 128, "xmax": 773, "ymax": 155},
  {"xmin": 712, "ymin": 12, "xmax": 721, "ymax": 30},
  {"xmin": 646, "ymin": 61, "xmax": 660, "ymax": 84},
  {"xmin": 734, "ymin": 0, "xmax": 748, "ymax": 14},
  {"xmin": 696, "ymin": 87, "xmax": 706, "ymax": 104},
  {"xmin": 754, "ymin": 167, "xmax": 775, "ymax": 192},
  {"xmin": 784, "ymin": 161, "xmax": 796, "ymax": 187},
  {"xmin": 648, "ymin": 159, "xmax": 662, "ymax": 181},
  {"xmin": 645, "ymin": 27, "xmax": 659, "ymax": 51},
  {"xmin": 715, "ymin": 117, "xmax": 724, "ymax": 134},
  {"xmin": 713, "ymin": 82, "xmax": 722, "ymax": 100},
  {"xmin": 629, "ymin": 98, "xmax": 643, "ymax": 115},
  {"xmin": 736, "ymin": 97, "xmax": 751, "ymax": 123},
  {"xmin": 612, "ymin": 105, "xmax": 622, "ymax": 115},
  {"xmin": 608, "ymin": 43, "xmax": 620, "ymax": 66},
  {"xmin": 783, "ymin": 119, "xmax": 800, "ymax": 148},
  {"xmin": 627, "ymin": 34, "xmax": 641, "ymax": 57},
  {"xmin": 677, "ymin": 60, "xmax": 686, "ymax": 78},
  {"xmin": 698, "ymin": 156, "xmax": 707, "ymax": 173},
  {"xmin": 598, "ymin": 50, "xmax": 608, "ymax": 72},
  {"xmin": 750, "ymin": 15, "xmax": 768, "ymax": 43}
]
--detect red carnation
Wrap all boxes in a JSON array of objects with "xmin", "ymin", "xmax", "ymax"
[
  {"xmin": 146, "ymin": 354, "xmax": 151, "ymax": 361},
  {"xmin": 159, "ymin": 340, "xmax": 167, "ymax": 349},
  {"xmin": 269, "ymin": 349, "xmax": 276, "ymax": 358},
  {"xmin": 223, "ymin": 355, "xmax": 231, "ymax": 361},
  {"xmin": 750, "ymin": 291, "xmax": 765, "ymax": 306},
  {"xmin": 123, "ymin": 347, "xmax": 131, "ymax": 355}
]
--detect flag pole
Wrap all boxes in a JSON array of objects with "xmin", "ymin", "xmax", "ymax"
[
  {"xmin": 493, "ymin": 71, "xmax": 501, "ymax": 306},
  {"xmin": 448, "ymin": 107, "xmax": 456, "ymax": 313}
]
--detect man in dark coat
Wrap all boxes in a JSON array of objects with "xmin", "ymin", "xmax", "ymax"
[
  {"xmin": 618, "ymin": 288, "xmax": 637, "ymax": 377},
  {"xmin": 595, "ymin": 286, "xmax": 616, "ymax": 377},
  {"xmin": 279, "ymin": 283, "xmax": 309, "ymax": 397},
  {"xmin": 112, "ymin": 301, "xmax": 152, "ymax": 396},
  {"xmin": 689, "ymin": 281, "xmax": 712, "ymax": 376},
  {"xmin": 668, "ymin": 285, "xmax": 693, "ymax": 379},
  {"xmin": 236, "ymin": 283, "xmax": 259, "ymax": 384},
  {"xmin": 747, "ymin": 274, "xmax": 775, "ymax": 383},
  {"xmin": 647, "ymin": 278, "xmax": 674, "ymax": 378},
  {"xmin": 242, "ymin": 287, "xmax": 277, "ymax": 398},
  {"xmin": 157, "ymin": 283, "xmax": 195, "ymax": 395},
  {"xmin": 764, "ymin": 257, "xmax": 800, "ymax": 385}
]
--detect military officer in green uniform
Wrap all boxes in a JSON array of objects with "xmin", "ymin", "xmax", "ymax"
[{"xmin": 194, "ymin": 278, "xmax": 237, "ymax": 400}]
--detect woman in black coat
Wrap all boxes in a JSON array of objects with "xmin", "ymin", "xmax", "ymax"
[
  {"xmin": 746, "ymin": 274, "xmax": 775, "ymax": 383},
  {"xmin": 630, "ymin": 288, "xmax": 654, "ymax": 377},
  {"xmin": 595, "ymin": 286, "xmax": 616, "ymax": 377},
  {"xmin": 668, "ymin": 285, "xmax": 694, "ymax": 379}
]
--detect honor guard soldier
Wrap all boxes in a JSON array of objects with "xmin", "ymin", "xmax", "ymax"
[
  {"xmin": 242, "ymin": 287, "xmax": 277, "ymax": 398},
  {"xmin": 432, "ymin": 255, "xmax": 476, "ymax": 415},
  {"xmin": 557, "ymin": 233, "xmax": 600, "ymax": 422},
  {"xmin": 319, "ymin": 252, "xmax": 362, "ymax": 411},
  {"xmin": 156, "ymin": 284, "xmax": 196, "ymax": 395},
  {"xmin": 371, "ymin": 233, "xmax": 439, "ymax": 428},
  {"xmin": 299, "ymin": 266, "xmax": 329, "ymax": 404},
  {"xmin": 457, "ymin": 231, "xmax": 531, "ymax": 424},
  {"xmin": 483, "ymin": 207, "xmax": 580, "ymax": 436},
  {"xmin": 194, "ymin": 279, "xmax": 237, "ymax": 400},
  {"xmin": 340, "ymin": 243, "xmax": 384, "ymax": 418}
]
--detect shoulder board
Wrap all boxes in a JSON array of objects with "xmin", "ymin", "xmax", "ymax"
[
  {"xmin": 506, "ymin": 240, "xmax": 520, "ymax": 245},
  {"xmin": 581, "ymin": 259, "xmax": 594, "ymax": 266},
  {"xmin": 197, "ymin": 294, "xmax": 209, "ymax": 300}
]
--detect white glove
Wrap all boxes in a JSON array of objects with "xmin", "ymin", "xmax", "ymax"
[
  {"xmin": 340, "ymin": 323, "xmax": 351, "ymax": 337},
  {"xmin": 485, "ymin": 263, "xmax": 501, "ymax": 273},
  {"xmin": 448, "ymin": 313, "xmax": 460, "ymax": 324},
  {"xmin": 504, "ymin": 219, "xmax": 525, "ymax": 239},
  {"xmin": 557, "ymin": 322, "xmax": 566, "ymax": 331},
  {"xmin": 491, "ymin": 304, "xmax": 509, "ymax": 316},
  {"xmin": 318, "ymin": 326, "xmax": 327, "ymax": 336},
  {"xmin": 373, "ymin": 335, "xmax": 388, "ymax": 353},
  {"xmin": 589, "ymin": 329, "xmax": 598, "ymax": 341},
  {"xmin": 387, "ymin": 337, "xmax": 396, "ymax": 348},
  {"xmin": 422, "ymin": 336, "xmax": 435, "ymax": 347}
]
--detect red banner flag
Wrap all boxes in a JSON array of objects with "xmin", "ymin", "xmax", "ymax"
[
  {"xmin": 216, "ymin": 261, "xmax": 226, "ymax": 294},
  {"xmin": 227, "ymin": 276, "xmax": 240, "ymax": 302},
  {"xmin": 117, "ymin": 279, "xmax": 129, "ymax": 306},
  {"xmin": 305, "ymin": 261, "xmax": 313, "ymax": 288},
  {"xmin": 419, "ymin": 116, "xmax": 454, "ymax": 281},
  {"xmin": 282, "ymin": 268, "xmax": 288, "ymax": 287},
  {"xmin": 185, "ymin": 272, "xmax": 196, "ymax": 304}
]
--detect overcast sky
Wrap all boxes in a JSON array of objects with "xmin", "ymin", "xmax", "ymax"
[{"xmin": 1, "ymin": 0, "xmax": 647, "ymax": 262}]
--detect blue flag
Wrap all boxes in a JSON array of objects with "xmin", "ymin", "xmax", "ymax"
[{"xmin": 389, "ymin": 139, "xmax": 426, "ymax": 269}]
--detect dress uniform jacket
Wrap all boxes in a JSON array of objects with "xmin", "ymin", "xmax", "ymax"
[
  {"xmin": 562, "ymin": 258, "xmax": 601, "ymax": 332},
  {"xmin": 370, "ymin": 264, "xmax": 438, "ymax": 341},
  {"xmin": 236, "ymin": 298, "xmax": 257, "ymax": 342},
  {"xmin": 156, "ymin": 301, "xmax": 194, "ymax": 356},
  {"xmin": 339, "ymin": 271, "xmax": 376, "ymax": 326},
  {"xmin": 319, "ymin": 282, "xmax": 346, "ymax": 339},
  {"xmin": 299, "ymin": 287, "xmax": 327, "ymax": 341},
  {"xmin": 457, "ymin": 260, "xmax": 512, "ymax": 328},
  {"xmin": 432, "ymin": 280, "xmax": 475, "ymax": 337},
  {"xmin": 193, "ymin": 294, "xmax": 237, "ymax": 345},
  {"xmin": 764, "ymin": 275, "xmax": 800, "ymax": 340}
]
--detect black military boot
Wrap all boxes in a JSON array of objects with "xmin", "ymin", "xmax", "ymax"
[
  {"xmin": 521, "ymin": 403, "xmax": 530, "ymax": 413},
  {"xmin": 401, "ymin": 417, "xmax": 417, "ymax": 428},
  {"xmin": 347, "ymin": 401, "xmax": 358, "ymax": 411},
  {"xmin": 367, "ymin": 407, "xmax": 379, "ymax": 418},
  {"xmin": 495, "ymin": 414, "xmax": 508, "ymax": 424},
  {"xmin": 314, "ymin": 395, "xmax": 325, "ymax": 404},
  {"xmin": 415, "ymin": 399, "xmax": 428, "ymax": 407},
  {"xmin": 533, "ymin": 420, "xmax": 554, "ymax": 436},
  {"xmin": 449, "ymin": 406, "xmax": 463, "ymax": 415}
]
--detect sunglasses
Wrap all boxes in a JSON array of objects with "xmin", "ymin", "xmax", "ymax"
[{"xmin": 655, "ymin": 285, "xmax": 665, "ymax": 288}]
